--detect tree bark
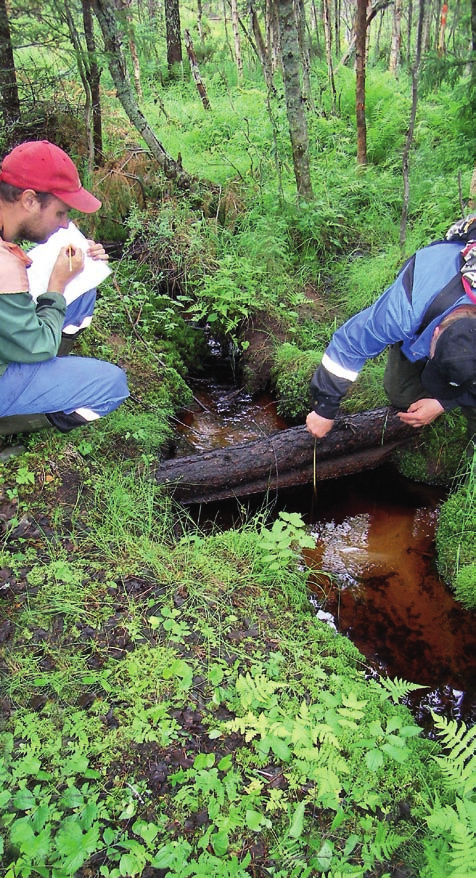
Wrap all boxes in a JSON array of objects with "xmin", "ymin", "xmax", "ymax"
[
  {"xmin": 322, "ymin": 0, "xmax": 336, "ymax": 110},
  {"xmin": 250, "ymin": 1, "xmax": 275, "ymax": 92},
  {"xmin": 277, "ymin": 0, "xmax": 313, "ymax": 200},
  {"xmin": 0, "ymin": 0, "xmax": 21, "ymax": 137},
  {"xmin": 82, "ymin": 0, "xmax": 104, "ymax": 164},
  {"xmin": 400, "ymin": 0, "xmax": 425, "ymax": 251},
  {"xmin": 389, "ymin": 0, "xmax": 402, "ymax": 72},
  {"xmin": 156, "ymin": 407, "xmax": 418, "ymax": 504},
  {"xmin": 165, "ymin": 0, "xmax": 182, "ymax": 66},
  {"xmin": 184, "ymin": 29, "xmax": 211, "ymax": 109},
  {"xmin": 355, "ymin": 0, "xmax": 367, "ymax": 164},
  {"xmin": 231, "ymin": 0, "xmax": 243, "ymax": 78}
]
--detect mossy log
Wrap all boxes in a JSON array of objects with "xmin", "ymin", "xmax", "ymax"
[{"xmin": 156, "ymin": 407, "xmax": 418, "ymax": 504}]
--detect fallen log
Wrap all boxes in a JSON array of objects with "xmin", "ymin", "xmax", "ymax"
[{"xmin": 156, "ymin": 407, "xmax": 418, "ymax": 505}]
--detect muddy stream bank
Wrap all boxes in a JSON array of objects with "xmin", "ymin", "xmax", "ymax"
[{"xmin": 176, "ymin": 376, "xmax": 476, "ymax": 729}]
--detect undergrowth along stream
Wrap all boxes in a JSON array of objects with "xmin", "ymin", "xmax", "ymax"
[{"xmin": 0, "ymin": 436, "xmax": 475, "ymax": 877}]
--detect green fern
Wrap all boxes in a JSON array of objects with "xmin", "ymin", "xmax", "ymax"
[
  {"xmin": 371, "ymin": 675, "xmax": 429, "ymax": 704},
  {"xmin": 423, "ymin": 713, "xmax": 476, "ymax": 878},
  {"xmin": 431, "ymin": 713, "xmax": 476, "ymax": 797}
]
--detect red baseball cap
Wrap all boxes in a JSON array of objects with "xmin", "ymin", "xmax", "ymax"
[{"xmin": 0, "ymin": 140, "xmax": 101, "ymax": 213}]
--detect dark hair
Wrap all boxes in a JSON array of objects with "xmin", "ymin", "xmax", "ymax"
[{"xmin": 0, "ymin": 180, "xmax": 53, "ymax": 207}]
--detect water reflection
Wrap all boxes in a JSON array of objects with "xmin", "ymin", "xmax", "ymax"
[{"xmin": 305, "ymin": 468, "xmax": 476, "ymax": 727}]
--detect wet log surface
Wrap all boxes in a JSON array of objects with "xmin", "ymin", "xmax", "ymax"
[{"xmin": 156, "ymin": 407, "xmax": 419, "ymax": 504}]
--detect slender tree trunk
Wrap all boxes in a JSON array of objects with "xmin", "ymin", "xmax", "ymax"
[
  {"xmin": 250, "ymin": 2, "xmax": 275, "ymax": 91},
  {"xmin": 400, "ymin": 0, "xmax": 425, "ymax": 251},
  {"xmin": 231, "ymin": 0, "xmax": 243, "ymax": 78},
  {"xmin": 277, "ymin": 0, "xmax": 313, "ymax": 200},
  {"xmin": 322, "ymin": 0, "xmax": 336, "ymax": 110},
  {"xmin": 295, "ymin": 0, "xmax": 312, "ymax": 104},
  {"xmin": 334, "ymin": 0, "xmax": 340, "ymax": 54},
  {"xmin": 406, "ymin": 0, "xmax": 414, "ymax": 64},
  {"xmin": 165, "ymin": 0, "xmax": 182, "ymax": 66},
  {"xmin": 0, "ymin": 0, "xmax": 21, "ymax": 137},
  {"xmin": 355, "ymin": 0, "xmax": 367, "ymax": 164},
  {"xmin": 197, "ymin": 0, "xmax": 204, "ymax": 43},
  {"xmin": 115, "ymin": 0, "xmax": 143, "ymax": 97},
  {"xmin": 82, "ymin": 0, "xmax": 103, "ymax": 164},
  {"xmin": 389, "ymin": 0, "xmax": 402, "ymax": 72},
  {"xmin": 184, "ymin": 29, "xmax": 211, "ymax": 108},
  {"xmin": 94, "ymin": 0, "xmax": 190, "ymax": 184},
  {"xmin": 62, "ymin": 0, "xmax": 95, "ymax": 174},
  {"xmin": 310, "ymin": 0, "xmax": 322, "ymax": 57},
  {"xmin": 471, "ymin": 0, "xmax": 476, "ymax": 51},
  {"xmin": 267, "ymin": 0, "xmax": 281, "ymax": 70}
]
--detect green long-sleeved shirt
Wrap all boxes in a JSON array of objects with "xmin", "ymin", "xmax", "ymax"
[{"xmin": 0, "ymin": 239, "xmax": 66, "ymax": 376}]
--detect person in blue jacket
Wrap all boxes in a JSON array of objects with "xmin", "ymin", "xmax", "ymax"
[{"xmin": 306, "ymin": 216, "xmax": 476, "ymax": 446}]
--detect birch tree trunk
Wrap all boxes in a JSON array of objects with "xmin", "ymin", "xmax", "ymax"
[
  {"xmin": 277, "ymin": 0, "xmax": 313, "ymax": 200},
  {"xmin": 322, "ymin": 0, "xmax": 336, "ymax": 110},
  {"xmin": 389, "ymin": 0, "xmax": 402, "ymax": 72},
  {"xmin": 184, "ymin": 28, "xmax": 211, "ymax": 108},
  {"xmin": 231, "ymin": 0, "xmax": 243, "ymax": 78},
  {"xmin": 355, "ymin": 0, "xmax": 367, "ymax": 164},
  {"xmin": 94, "ymin": 0, "xmax": 190, "ymax": 185}
]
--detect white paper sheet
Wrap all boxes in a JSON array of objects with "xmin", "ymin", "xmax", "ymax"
[{"xmin": 27, "ymin": 222, "xmax": 112, "ymax": 304}]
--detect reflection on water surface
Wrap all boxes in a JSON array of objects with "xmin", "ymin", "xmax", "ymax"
[{"xmin": 304, "ymin": 467, "xmax": 476, "ymax": 728}]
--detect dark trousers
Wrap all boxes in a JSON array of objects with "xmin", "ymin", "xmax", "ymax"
[{"xmin": 383, "ymin": 343, "xmax": 476, "ymax": 444}]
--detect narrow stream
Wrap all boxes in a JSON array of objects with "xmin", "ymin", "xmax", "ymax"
[{"xmin": 178, "ymin": 378, "xmax": 476, "ymax": 728}]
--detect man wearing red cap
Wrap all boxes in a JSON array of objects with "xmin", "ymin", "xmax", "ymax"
[{"xmin": 0, "ymin": 140, "xmax": 129, "ymax": 433}]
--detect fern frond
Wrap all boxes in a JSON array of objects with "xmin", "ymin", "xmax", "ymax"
[
  {"xmin": 373, "ymin": 675, "xmax": 429, "ymax": 704},
  {"xmin": 432, "ymin": 712, "xmax": 476, "ymax": 797},
  {"xmin": 371, "ymin": 820, "xmax": 407, "ymax": 862}
]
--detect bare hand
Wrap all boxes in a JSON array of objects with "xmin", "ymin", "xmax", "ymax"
[
  {"xmin": 86, "ymin": 239, "xmax": 109, "ymax": 262},
  {"xmin": 397, "ymin": 398, "xmax": 444, "ymax": 428},
  {"xmin": 306, "ymin": 411, "xmax": 335, "ymax": 438},
  {"xmin": 47, "ymin": 245, "xmax": 85, "ymax": 294}
]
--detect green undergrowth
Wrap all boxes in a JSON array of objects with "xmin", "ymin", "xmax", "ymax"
[
  {"xmin": 0, "ymin": 459, "xmax": 475, "ymax": 877},
  {"xmin": 436, "ymin": 449, "xmax": 476, "ymax": 608}
]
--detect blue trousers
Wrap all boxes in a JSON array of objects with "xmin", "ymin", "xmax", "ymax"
[{"xmin": 0, "ymin": 291, "xmax": 129, "ymax": 427}]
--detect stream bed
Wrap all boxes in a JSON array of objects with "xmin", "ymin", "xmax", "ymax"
[{"xmin": 179, "ymin": 379, "xmax": 476, "ymax": 728}]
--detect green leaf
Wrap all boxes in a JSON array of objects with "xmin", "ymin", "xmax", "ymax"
[
  {"xmin": 60, "ymin": 785, "xmax": 84, "ymax": 809},
  {"xmin": 119, "ymin": 853, "xmax": 143, "ymax": 876},
  {"xmin": 316, "ymin": 839, "xmax": 334, "ymax": 870},
  {"xmin": 289, "ymin": 800, "xmax": 306, "ymax": 839},
  {"xmin": 10, "ymin": 817, "xmax": 35, "ymax": 850},
  {"xmin": 132, "ymin": 820, "xmax": 159, "ymax": 846},
  {"xmin": 365, "ymin": 748, "xmax": 384, "ymax": 771},
  {"xmin": 246, "ymin": 809, "xmax": 264, "ymax": 831},
  {"xmin": 13, "ymin": 788, "xmax": 36, "ymax": 810},
  {"xmin": 381, "ymin": 742, "xmax": 409, "ymax": 763},
  {"xmin": 211, "ymin": 829, "xmax": 229, "ymax": 857}
]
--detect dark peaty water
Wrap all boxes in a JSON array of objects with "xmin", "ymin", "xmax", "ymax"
[{"xmin": 301, "ymin": 467, "xmax": 476, "ymax": 729}]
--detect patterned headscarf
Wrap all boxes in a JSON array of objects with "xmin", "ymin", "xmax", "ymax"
[{"xmin": 446, "ymin": 215, "xmax": 476, "ymax": 300}]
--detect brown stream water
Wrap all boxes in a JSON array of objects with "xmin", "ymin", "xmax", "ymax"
[{"xmin": 179, "ymin": 379, "xmax": 476, "ymax": 729}]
